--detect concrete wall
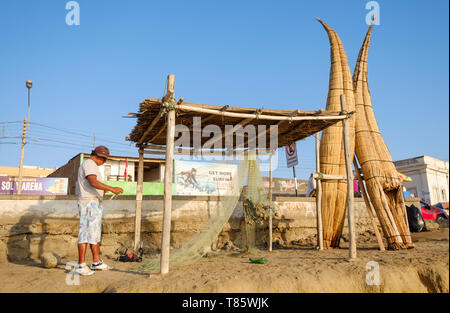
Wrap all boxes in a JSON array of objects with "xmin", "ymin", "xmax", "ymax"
[{"xmin": 0, "ymin": 195, "xmax": 420, "ymax": 263}]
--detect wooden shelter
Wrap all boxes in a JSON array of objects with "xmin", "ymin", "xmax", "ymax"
[{"xmin": 125, "ymin": 74, "xmax": 356, "ymax": 274}]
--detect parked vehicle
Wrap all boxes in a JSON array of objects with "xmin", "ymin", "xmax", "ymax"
[{"xmin": 420, "ymin": 200, "xmax": 449, "ymax": 225}]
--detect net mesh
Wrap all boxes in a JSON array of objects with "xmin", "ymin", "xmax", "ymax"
[
  {"xmin": 125, "ymin": 151, "xmax": 273, "ymax": 272},
  {"xmin": 242, "ymin": 152, "xmax": 273, "ymax": 254},
  {"xmin": 125, "ymin": 152, "xmax": 266, "ymax": 272}
]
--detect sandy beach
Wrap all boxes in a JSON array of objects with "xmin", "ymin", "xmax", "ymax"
[{"xmin": 0, "ymin": 228, "xmax": 447, "ymax": 293}]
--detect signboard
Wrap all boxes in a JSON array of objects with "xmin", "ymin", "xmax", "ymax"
[
  {"xmin": 285, "ymin": 143, "xmax": 298, "ymax": 168},
  {"xmin": 175, "ymin": 160, "xmax": 238, "ymax": 196},
  {"xmin": 0, "ymin": 176, "xmax": 68, "ymax": 195},
  {"xmin": 103, "ymin": 181, "xmax": 176, "ymax": 196}
]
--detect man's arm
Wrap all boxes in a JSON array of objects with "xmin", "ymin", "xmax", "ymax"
[{"xmin": 86, "ymin": 175, "xmax": 123, "ymax": 195}]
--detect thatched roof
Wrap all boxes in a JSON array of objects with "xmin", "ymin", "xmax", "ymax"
[{"xmin": 125, "ymin": 97, "xmax": 347, "ymax": 149}]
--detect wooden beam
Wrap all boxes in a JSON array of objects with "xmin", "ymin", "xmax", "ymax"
[
  {"xmin": 341, "ymin": 94, "xmax": 356, "ymax": 259},
  {"xmin": 160, "ymin": 74, "xmax": 176, "ymax": 275},
  {"xmin": 243, "ymin": 110, "xmax": 298, "ymax": 148},
  {"xmin": 141, "ymin": 144, "xmax": 166, "ymax": 150},
  {"xmin": 138, "ymin": 108, "xmax": 164, "ymax": 144},
  {"xmin": 177, "ymin": 104, "xmax": 346, "ymax": 122},
  {"xmin": 147, "ymin": 123, "xmax": 167, "ymax": 143},
  {"xmin": 315, "ymin": 132, "xmax": 324, "ymax": 250},
  {"xmin": 173, "ymin": 148, "xmax": 273, "ymax": 157},
  {"xmin": 198, "ymin": 105, "xmax": 229, "ymax": 124},
  {"xmin": 134, "ymin": 149, "xmax": 144, "ymax": 253},
  {"xmin": 269, "ymin": 152, "xmax": 273, "ymax": 252},
  {"xmin": 353, "ymin": 157, "xmax": 385, "ymax": 251},
  {"xmin": 313, "ymin": 173, "xmax": 347, "ymax": 180},
  {"xmin": 142, "ymin": 150, "xmax": 167, "ymax": 155}
]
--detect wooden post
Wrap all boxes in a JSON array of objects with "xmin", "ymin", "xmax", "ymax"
[
  {"xmin": 315, "ymin": 132, "xmax": 324, "ymax": 250},
  {"xmin": 353, "ymin": 157, "xmax": 385, "ymax": 251},
  {"xmin": 268, "ymin": 151, "xmax": 273, "ymax": 252},
  {"xmin": 17, "ymin": 118, "xmax": 27, "ymax": 195},
  {"xmin": 292, "ymin": 167, "xmax": 298, "ymax": 197},
  {"xmin": 341, "ymin": 94, "xmax": 356, "ymax": 259},
  {"xmin": 134, "ymin": 149, "xmax": 144, "ymax": 252},
  {"xmin": 160, "ymin": 74, "xmax": 176, "ymax": 275}
]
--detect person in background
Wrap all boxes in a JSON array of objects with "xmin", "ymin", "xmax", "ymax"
[
  {"xmin": 74, "ymin": 145, "xmax": 123, "ymax": 276},
  {"xmin": 307, "ymin": 173, "xmax": 316, "ymax": 197}
]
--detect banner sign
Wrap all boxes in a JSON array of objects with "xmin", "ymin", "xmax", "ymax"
[
  {"xmin": 175, "ymin": 160, "xmax": 238, "ymax": 196},
  {"xmin": 103, "ymin": 181, "xmax": 176, "ymax": 196},
  {"xmin": 285, "ymin": 143, "xmax": 298, "ymax": 168},
  {"xmin": 0, "ymin": 176, "xmax": 68, "ymax": 195}
]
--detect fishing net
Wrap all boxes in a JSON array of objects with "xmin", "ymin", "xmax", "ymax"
[
  {"xmin": 133, "ymin": 151, "xmax": 273, "ymax": 273},
  {"xmin": 242, "ymin": 153, "xmax": 274, "ymax": 254}
]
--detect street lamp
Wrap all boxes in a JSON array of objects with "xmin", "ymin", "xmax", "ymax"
[
  {"xmin": 18, "ymin": 80, "xmax": 32, "ymax": 195},
  {"xmin": 26, "ymin": 80, "xmax": 32, "ymax": 123}
]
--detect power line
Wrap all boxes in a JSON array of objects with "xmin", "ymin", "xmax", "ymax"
[
  {"xmin": 0, "ymin": 121, "xmax": 22, "ymax": 124},
  {"xmin": 27, "ymin": 122, "xmax": 134, "ymax": 147}
]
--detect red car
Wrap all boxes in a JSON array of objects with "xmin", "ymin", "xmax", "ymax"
[{"xmin": 420, "ymin": 200, "xmax": 449, "ymax": 224}]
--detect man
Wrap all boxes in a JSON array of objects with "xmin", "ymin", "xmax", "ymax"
[
  {"xmin": 307, "ymin": 173, "xmax": 316, "ymax": 197},
  {"xmin": 180, "ymin": 168, "xmax": 200, "ymax": 189},
  {"xmin": 74, "ymin": 145, "xmax": 123, "ymax": 276}
]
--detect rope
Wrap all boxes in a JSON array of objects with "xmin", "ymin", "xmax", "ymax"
[{"xmin": 160, "ymin": 94, "xmax": 177, "ymax": 117}]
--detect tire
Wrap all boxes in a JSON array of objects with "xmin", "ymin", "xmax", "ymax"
[{"xmin": 436, "ymin": 215, "xmax": 449, "ymax": 228}]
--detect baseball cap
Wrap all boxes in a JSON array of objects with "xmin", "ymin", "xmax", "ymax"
[{"xmin": 93, "ymin": 145, "xmax": 110, "ymax": 159}]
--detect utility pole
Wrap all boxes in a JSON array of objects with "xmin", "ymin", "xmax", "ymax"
[
  {"xmin": 17, "ymin": 118, "xmax": 27, "ymax": 195},
  {"xmin": 293, "ymin": 166, "xmax": 298, "ymax": 197}
]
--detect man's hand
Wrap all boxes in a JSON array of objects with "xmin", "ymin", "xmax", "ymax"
[
  {"xmin": 87, "ymin": 175, "xmax": 124, "ymax": 195},
  {"xmin": 111, "ymin": 187, "xmax": 123, "ymax": 195}
]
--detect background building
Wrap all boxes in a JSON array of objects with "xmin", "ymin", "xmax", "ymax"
[
  {"xmin": 394, "ymin": 155, "xmax": 449, "ymax": 204},
  {"xmin": 0, "ymin": 165, "xmax": 56, "ymax": 177},
  {"xmin": 48, "ymin": 153, "xmax": 165, "ymax": 195}
]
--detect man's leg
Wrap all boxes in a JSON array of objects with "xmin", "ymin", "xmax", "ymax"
[
  {"xmin": 78, "ymin": 200, "xmax": 90, "ymax": 265},
  {"xmin": 90, "ymin": 243, "xmax": 100, "ymax": 263},
  {"xmin": 78, "ymin": 243, "xmax": 88, "ymax": 264}
]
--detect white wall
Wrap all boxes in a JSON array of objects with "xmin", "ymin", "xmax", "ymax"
[
  {"xmin": 99, "ymin": 160, "xmax": 135, "ymax": 182},
  {"xmin": 396, "ymin": 155, "xmax": 449, "ymax": 204}
]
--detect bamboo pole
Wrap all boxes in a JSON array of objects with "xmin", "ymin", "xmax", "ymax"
[
  {"xmin": 315, "ymin": 132, "xmax": 324, "ymax": 250},
  {"xmin": 269, "ymin": 152, "xmax": 273, "ymax": 252},
  {"xmin": 242, "ymin": 110, "xmax": 298, "ymax": 148},
  {"xmin": 138, "ymin": 108, "xmax": 164, "ymax": 144},
  {"xmin": 148, "ymin": 124, "xmax": 167, "ymax": 143},
  {"xmin": 142, "ymin": 150, "xmax": 167, "ymax": 155},
  {"xmin": 353, "ymin": 157, "xmax": 385, "ymax": 251},
  {"xmin": 160, "ymin": 74, "xmax": 176, "ymax": 275},
  {"xmin": 376, "ymin": 179, "xmax": 404, "ymax": 246},
  {"xmin": 207, "ymin": 117, "xmax": 254, "ymax": 149},
  {"xmin": 341, "ymin": 95, "xmax": 356, "ymax": 259},
  {"xmin": 141, "ymin": 144, "xmax": 167, "ymax": 150},
  {"xmin": 134, "ymin": 149, "xmax": 144, "ymax": 252},
  {"xmin": 177, "ymin": 104, "xmax": 347, "ymax": 122},
  {"xmin": 313, "ymin": 173, "xmax": 347, "ymax": 181}
]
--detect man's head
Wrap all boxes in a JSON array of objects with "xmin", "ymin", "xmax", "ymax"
[{"xmin": 91, "ymin": 145, "xmax": 110, "ymax": 165}]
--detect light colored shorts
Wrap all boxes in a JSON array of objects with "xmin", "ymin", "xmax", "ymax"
[{"xmin": 77, "ymin": 199, "xmax": 103, "ymax": 244}]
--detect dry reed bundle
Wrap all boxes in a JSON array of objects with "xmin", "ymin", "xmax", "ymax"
[
  {"xmin": 353, "ymin": 22, "xmax": 413, "ymax": 250},
  {"xmin": 317, "ymin": 19, "xmax": 356, "ymax": 248}
]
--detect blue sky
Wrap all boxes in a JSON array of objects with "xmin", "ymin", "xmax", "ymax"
[{"xmin": 0, "ymin": 0, "xmax": 448, "ymax": 179}]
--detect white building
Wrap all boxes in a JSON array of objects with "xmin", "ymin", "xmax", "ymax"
[{"xmin": 394, "ymin": 155, "xmax": 449, "ymax": 204}]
